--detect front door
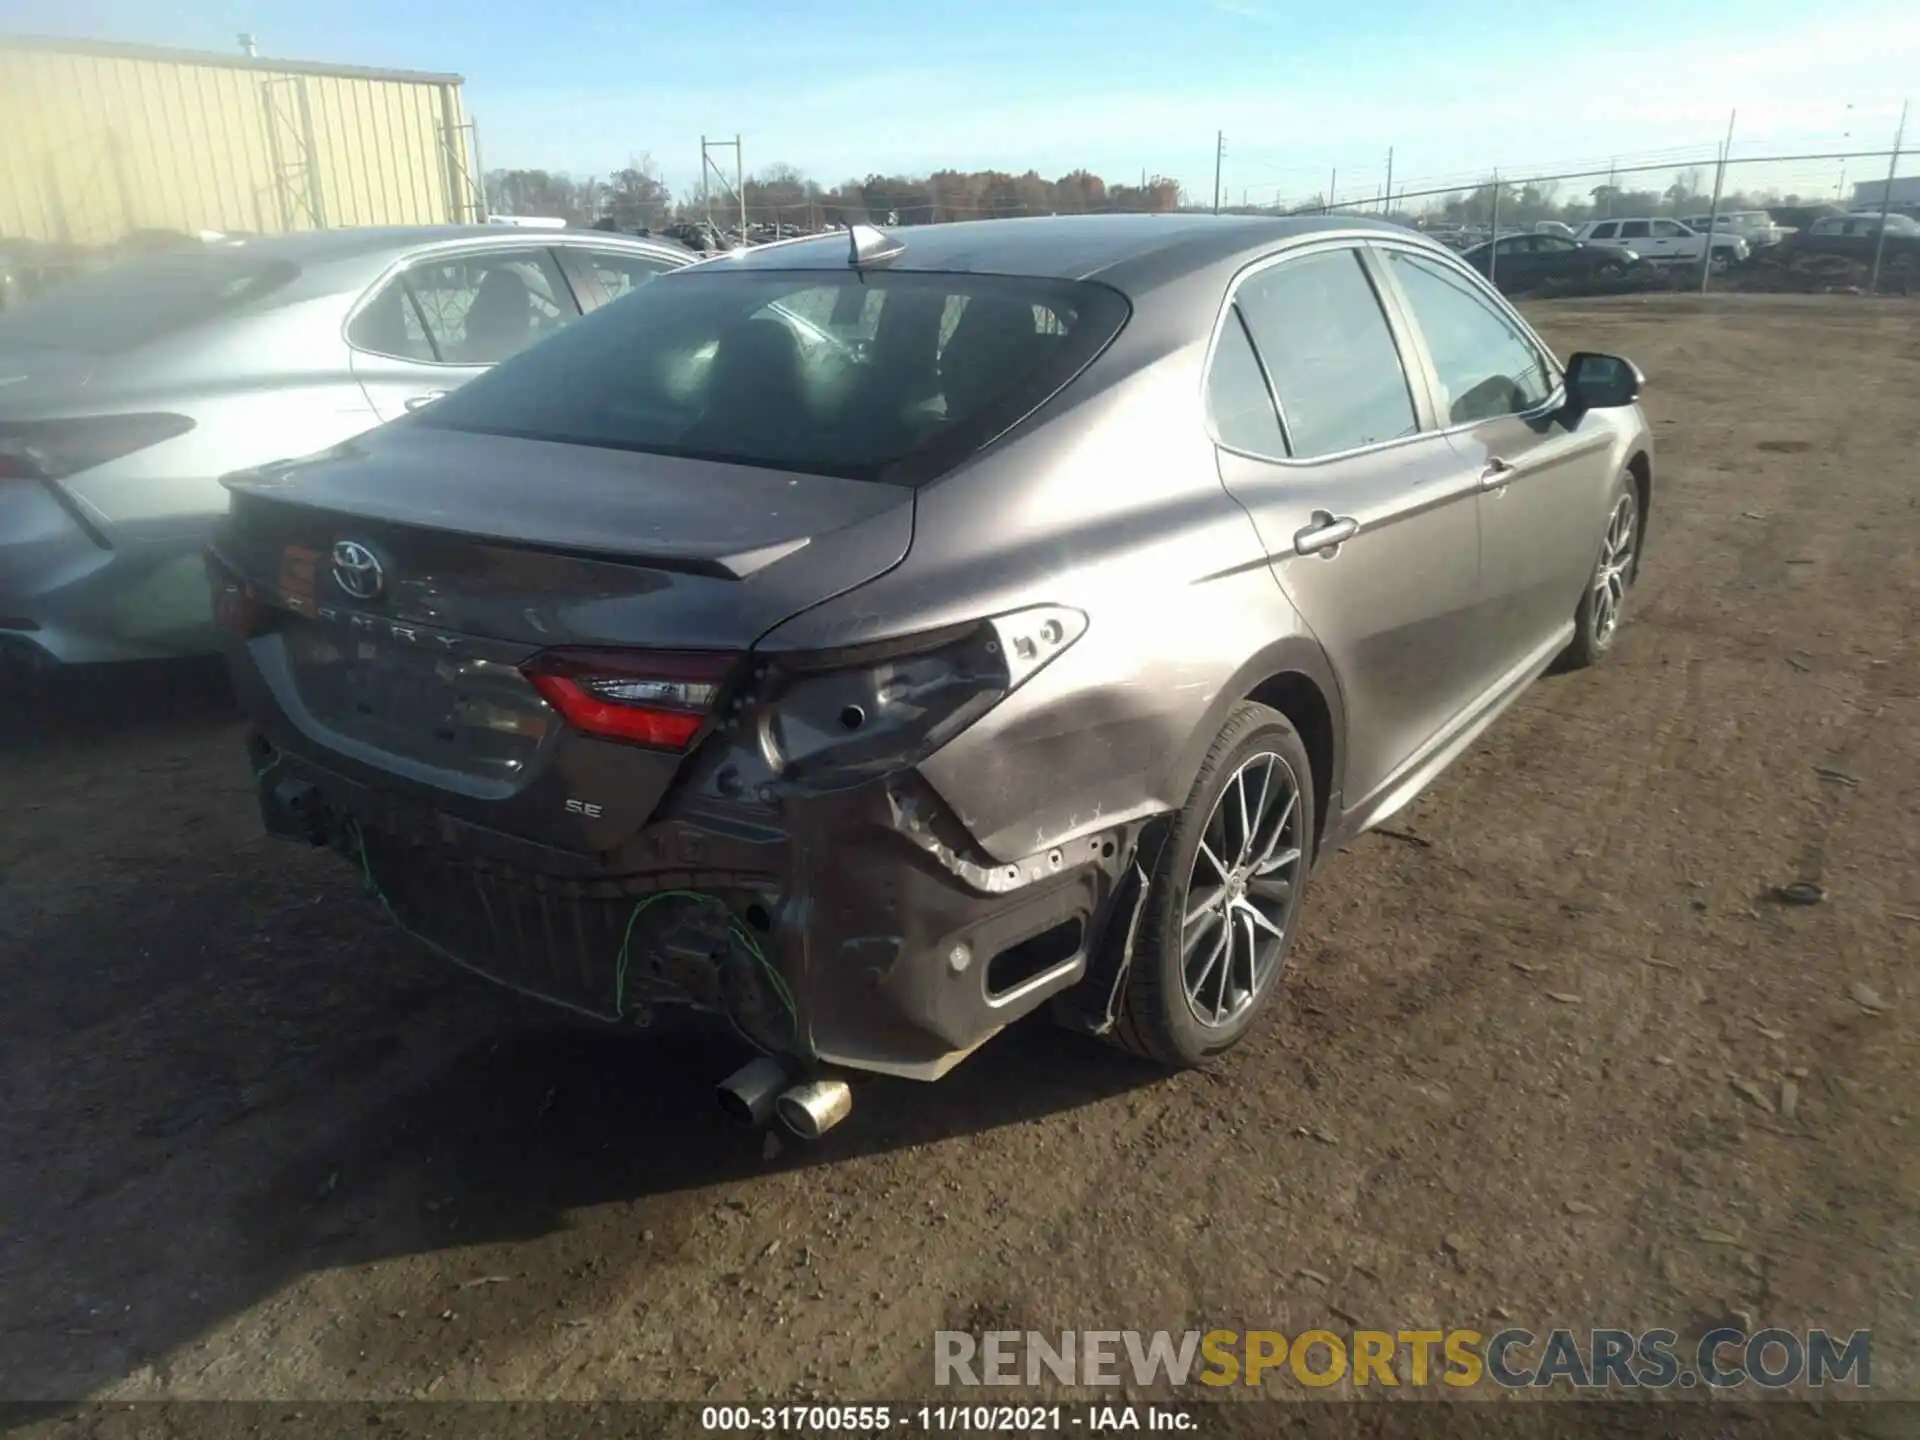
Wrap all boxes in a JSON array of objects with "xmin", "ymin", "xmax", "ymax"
[
  {"xmin": 1373, "ymin": 245, "xmax": 1623, "ymax": 682},
  {"xmin": 1207, "ymin": 243, "xmax": 1486, "ymax": 811}
]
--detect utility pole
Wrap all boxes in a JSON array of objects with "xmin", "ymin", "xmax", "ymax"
[
  {"xmin": 1383, "ymin": 146, "xmax": 1394, "ymax": 215},
  {"xmin": 1699, "ymin": 109, "xmax": 1737, "ymax": 295},
  {"xmin": 1604, "ymin": 159, "xmax": 1616, "ymax": 217},
  {"xmin": 1326, "ymin": 168, "xmax": 1336, "ymax": 215},
  {"xmin": 1869, "ymin": 100, "xmax": 1910, "ymax": 296},
  {"xmin": 699, "ymin": 135, "xmax": 746, "ymax": 243},
  {"xmin": 1213, "ymin": 131, "xmax": 1225, "ymax": 214}
]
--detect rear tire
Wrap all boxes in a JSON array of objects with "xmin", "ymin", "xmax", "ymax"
[
  {"xmin": 1560, "ymin": 471, "xmax": 1641, "ymax": 671},
  {"xmin": 1110, "ymin": 702, "xmax": 1315, "ymax": 1068}
]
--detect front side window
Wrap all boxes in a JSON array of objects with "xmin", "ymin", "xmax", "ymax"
[
  {"xmin": 400, "ymin": 249, "xmax": 578, "ymax": 365},
  {"xmin": 1653, "ymin": 220, "xmax": 1688, "ymax": 238},
  {"xmin": 582, "ymin": 249, "xmax": 678, "ymax": 302},
  {"xmin": 1588, "ymin": 222, "xmax": 1619, "ymax": 240},
  {"xmin": 417, "ymin": 269, "xmax": 1128, "ymax": 485},
  {"xmin": 1383, "ymin": 252, "xmax": 1557, "ymax": 425},
  {"xmin": 1232, "ymin": 248, "xmax": 1418, "ymax": 460}
]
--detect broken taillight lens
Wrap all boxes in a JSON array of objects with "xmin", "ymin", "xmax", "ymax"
[
  {"xmin": 205, "ymin": 548, "xmax": 262, "ymax": 638},
  {"xmin": 521, "ymin": 649, "xmax": 740, "ymax": 751}
]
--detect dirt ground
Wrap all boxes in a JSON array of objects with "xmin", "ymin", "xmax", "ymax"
[{"xmin": 1, "ymin": 294, "xmax": 1916, "ymax": 1411}]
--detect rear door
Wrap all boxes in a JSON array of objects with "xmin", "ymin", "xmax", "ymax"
[
  {"xmin": 1372, "ymin": 244, "xmax": 1618, "ymax": 684},
  {"xmin": 1654, "ymin": 219, "xmax": 1700, "ymax": 261},
  {"xmin": 348, "ymin": 245, "xmax": 585, "ymax": 421},
  {"xmin": 1210, "ymin": 242, "xmax": 1485, "ymax": 809},
  {"xmin": 1618, "ymin": 219, "xmax": 1660, "ymax": 259}
]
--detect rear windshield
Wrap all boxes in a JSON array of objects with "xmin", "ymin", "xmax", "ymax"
[
  {"xmin": 0, "ymin": 250, "xmax": 300, "ymax": 355},
  {"xmin": 417, "ymin": 268, "xmax": 1130, "ymax": 485}
]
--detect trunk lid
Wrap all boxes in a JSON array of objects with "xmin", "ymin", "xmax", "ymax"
[{"xmin": 218, "ymin": 423, "xmax": 913, "ymax": 833}]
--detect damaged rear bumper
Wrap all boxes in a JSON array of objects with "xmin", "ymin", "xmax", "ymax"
[{"xmin": 250, "ymin": 728, "xmax": 1145, "ymax": 1080}]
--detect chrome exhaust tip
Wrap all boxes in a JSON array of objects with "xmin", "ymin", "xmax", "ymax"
[
  {"xmin": 775, "ymin": 1078, "xmax": 853, "ymax": 1140},
  {"xmin": 716, "ymin": 1056, "xmax": 790, "ymax": 1127}
]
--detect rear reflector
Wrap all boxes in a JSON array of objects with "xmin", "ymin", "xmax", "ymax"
[{"xmin": 521, "ymin": 648, "xmax": 738, "ymax": 750}]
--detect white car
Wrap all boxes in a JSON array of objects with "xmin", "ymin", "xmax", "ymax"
[{"xmin": 1574, "ymin": 218, "xmax": 1749, "ymax": 267}]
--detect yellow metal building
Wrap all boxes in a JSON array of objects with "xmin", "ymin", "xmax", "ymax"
[{"xmin": 0, "ymin": 34, "xmax": 482, "ymax": 246}]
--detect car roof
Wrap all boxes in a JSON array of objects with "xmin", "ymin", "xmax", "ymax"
[
  {"xmin": 209, "ymin": 225, "xmax": 676, "ymax": 260},
  {"xmin": 706, "ymin": 213, "xmax": 1425, "ymax": 297}
]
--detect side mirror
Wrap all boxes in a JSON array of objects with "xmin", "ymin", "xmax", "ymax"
[{"xmin": 1564, "ymin": 351, "xmax": 1642, "ymax": 411}]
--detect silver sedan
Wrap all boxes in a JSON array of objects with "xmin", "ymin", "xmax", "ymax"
[{"xmin": 0, "ymin": 225, "xmax": 689, "ymax": 669}]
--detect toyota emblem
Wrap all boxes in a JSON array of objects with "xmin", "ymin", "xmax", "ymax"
[{"xmin": 330, "ymin": 540, "xmax": 384, "ymax": 600}]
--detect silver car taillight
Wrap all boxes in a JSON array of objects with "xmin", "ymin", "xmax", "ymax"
[{"xmin": 0, "ymin": 414, "xmax": 194, "ymax": 480}]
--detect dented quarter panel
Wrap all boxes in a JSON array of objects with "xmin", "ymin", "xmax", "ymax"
[{"xmin": 762, "ymin": 337, "xmax": 1319, "ymax": 865}]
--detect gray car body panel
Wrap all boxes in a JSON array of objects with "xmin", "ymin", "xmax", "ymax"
[
  {"xmin": 0, "ymin": 226, "xmax": 689, "ymax": 664},
  {"xmin": 220, "ymin": 214, "xmax": 1653, "ymax": 1080}
]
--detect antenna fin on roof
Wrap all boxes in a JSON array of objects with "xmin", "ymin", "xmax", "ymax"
[{"xmin": 847, "ymin": 223, "xmax": 906, "ymax": 268}]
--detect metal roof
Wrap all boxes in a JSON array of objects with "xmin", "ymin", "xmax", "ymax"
[
  {"xmin": 713, "ymin": 212, "xmax": 1421, "ymax": 292},
  {"xmin": 0, "ymin": 33, "xmax": 464, "ymax": 86}
]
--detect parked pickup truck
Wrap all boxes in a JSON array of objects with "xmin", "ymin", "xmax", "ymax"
[{"xmin": 1573, "ymin": 217, "xmax": 1749, "ymax": 268}]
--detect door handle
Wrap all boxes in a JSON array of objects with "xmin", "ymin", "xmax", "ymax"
[
  {"xmin": 404, "ymin": 391, "xmax": 448, "ymax": 411},
  {"xmin": 1293, "ymin": 511, "xmax": 1359, "ymax": 557},
  {"xmin": 1480, "ymin": 456, "xmax": 1517, "ymax": 488}
]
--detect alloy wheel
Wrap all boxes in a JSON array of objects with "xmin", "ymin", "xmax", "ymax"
[
  {"xmin": 1592, "ymin": 491, "xmax": 1638, "ymax": 646},
  {"xmin": 1180, "ymin": 751, "xmax": 1304, "ymax": 1029}
]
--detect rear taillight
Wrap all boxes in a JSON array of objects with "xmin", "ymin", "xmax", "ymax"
[
  {"xmin": 521, "ymin": 649, "xmax": 739, "ymax": 750},
  {"xmin": 0, "ymin": 413, "xmax": 195, "ymax": 480}
]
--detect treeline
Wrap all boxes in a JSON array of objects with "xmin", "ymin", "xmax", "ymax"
[{"xmin": 485, "ymin": 156, "xmax": 1185, "ymax": 229}]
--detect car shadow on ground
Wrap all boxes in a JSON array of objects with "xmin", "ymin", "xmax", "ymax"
[{"xmin": 0, "ymin": 655, "xmax": 235, "ymax": 749}]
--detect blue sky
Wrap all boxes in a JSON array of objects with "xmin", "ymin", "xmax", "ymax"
[{"xmin": 10, "ymin": 0, "xmax": 1915, "ymax": 206}]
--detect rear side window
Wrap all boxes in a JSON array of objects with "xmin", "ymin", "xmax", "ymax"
[
  {"xmin": 1232, "ymin": 248, "xmax": 1418, "ymax": 460},
  {"xmin": 417, "ymin": 269, "xmax": 1128, "ymax": 486},
  {"xmin": 0, "ymin": 250, "xmax": 298, "ymax": 355},
  {"xmin": 1383, "ymin": 252, "xmax": 1556, "ymax": 424},
  {"xmin": 1206, "ymin": 307, "xmax": 1286, "ymax": 457},
  {"xmin": 1620, "ymin": 221, "xmax": 1651, "ymax": 239},
  {"xmin": 352, "ymin": 249, "xmax": 580, "ymax": 366}
]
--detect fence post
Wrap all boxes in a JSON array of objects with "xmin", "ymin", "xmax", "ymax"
[
  {"xmin": 1699, "ymin": 109, "xmax": 1736, "ymax": 295},
  {"xmin": 1868, "ymin": 100, "xmax": 1909, "ymax": 296}
]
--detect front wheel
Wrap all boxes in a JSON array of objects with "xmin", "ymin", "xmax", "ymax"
[
  {"xmin": 1109, "ymin": 702, "xmax": 1315, "ymax": 1068},
  {"xmin": 1560, "ymin": 477, "xmax": 1640, "ymax": 671}
]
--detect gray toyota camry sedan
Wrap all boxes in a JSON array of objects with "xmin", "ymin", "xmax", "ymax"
[
  {"xmin": 0, "ymin": 225, "xmax": 688, "ymax": 669},
  {"xmin": 212, "ymin": 214, "xmax": 1652, "ymax": 1137}
]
